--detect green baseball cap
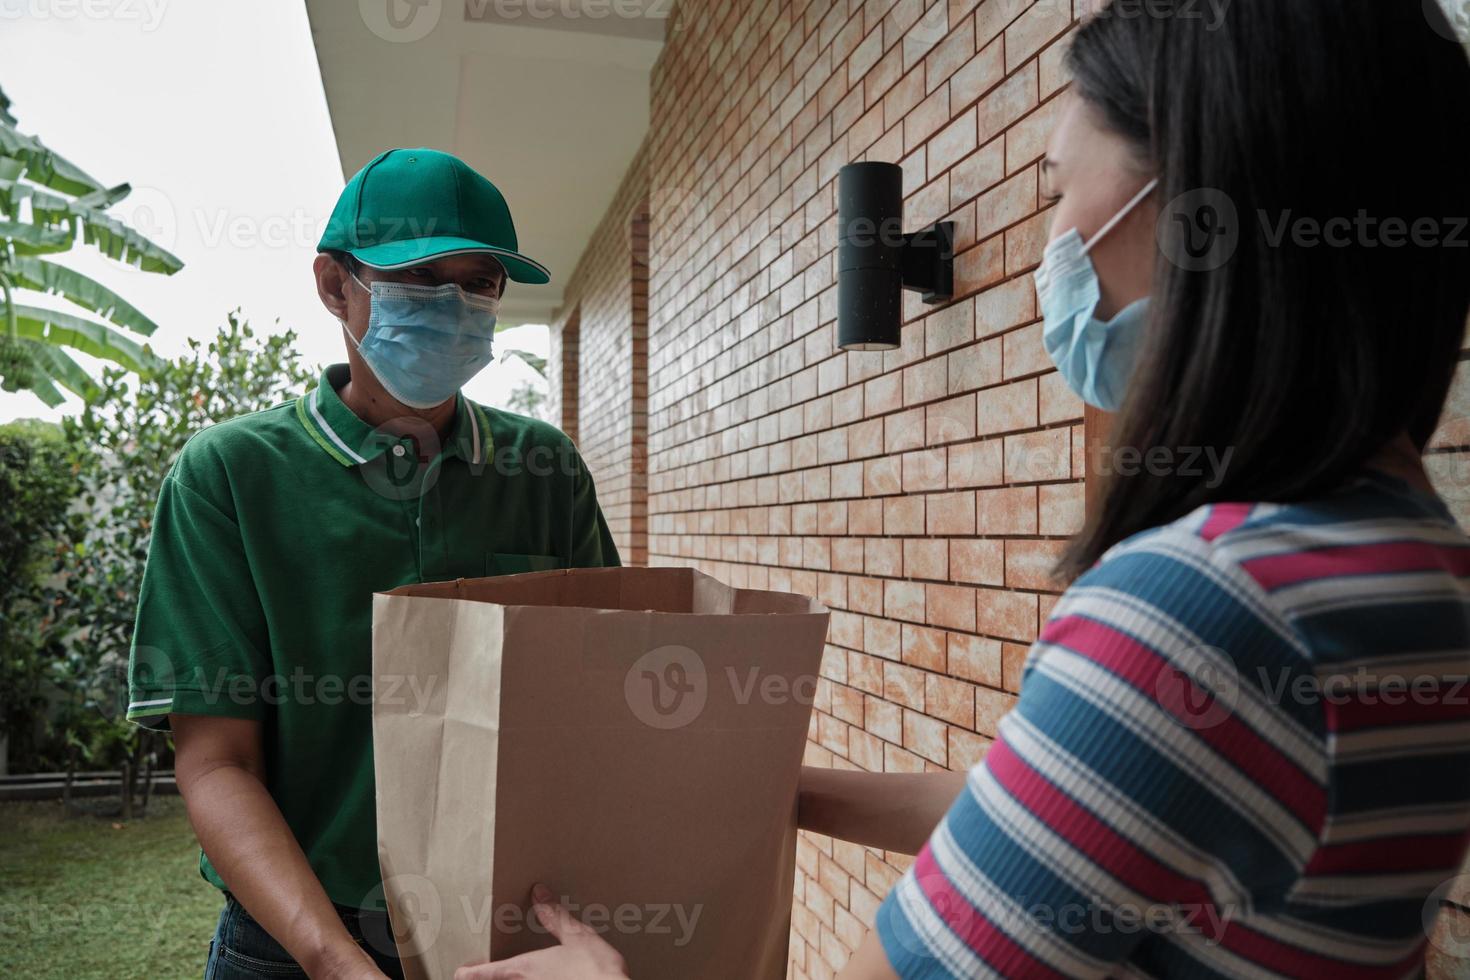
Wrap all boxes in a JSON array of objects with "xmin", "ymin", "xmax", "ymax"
[{"xmin": 317, "ymin": 148, "xmax": 550, "ymax": 284}]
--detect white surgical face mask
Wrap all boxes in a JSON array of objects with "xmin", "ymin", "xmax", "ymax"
[
  {"xmin": 342, "ymin": 270, "xmax": 499, "ymax": 410},
  {"xmin": 1033, "ymin": 178, "xmax": 1159, "ymax": 411}
]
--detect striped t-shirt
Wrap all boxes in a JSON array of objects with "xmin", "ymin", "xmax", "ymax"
[{"xmin": 877, "ymin": 471, "xmax": 1470, "ymax": 978}]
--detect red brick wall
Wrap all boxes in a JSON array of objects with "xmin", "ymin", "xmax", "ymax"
[
  {"xmin": 642, "ymin": 1, "xmax": 1085, "ymax": 974},
  {"xmin": 552, "ymin": 0, "xmax": 1470, "ymax": 975}
]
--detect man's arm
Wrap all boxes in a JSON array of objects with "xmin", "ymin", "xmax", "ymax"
[
  {"xmin": 173, "ymin": 714, "xmax": 385, "ymax": 980},
  {"xmin": 798, "ymin": 767, "xmax": 968, "ymax": 854}
]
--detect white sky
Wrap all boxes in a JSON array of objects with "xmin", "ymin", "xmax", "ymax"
[{"xmin": 0, "ymin": 0, "xmax": 549, "ymax": 425}]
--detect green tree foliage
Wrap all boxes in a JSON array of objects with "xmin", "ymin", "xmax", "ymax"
[
  {"xmin": 0, "ymin": 314, "xmax": 314, "ymax": 790},
  {"xmin": 0, "ymin": 418, "xmax": 78, "ymax": 770},
  {"xmin": 0, "ymin": 84, "xmax": 180, "ymax": 404}
]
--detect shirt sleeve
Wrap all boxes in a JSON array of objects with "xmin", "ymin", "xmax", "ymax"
[
  {"xmin": 568, "ymin": 446, "xmax": 621, "ymax": 569},
  {"xmin": 874, "ymin": 534, "xmax": 1325, "ymax": 978},
  {"xmin": 126, "ymin": 448, "xmax": 272, "ymax": 730}
]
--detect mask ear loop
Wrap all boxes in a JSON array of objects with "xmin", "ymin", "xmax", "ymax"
[{"xmin": 1081, "ymin": 177, "xmax": 1160, "ymax": 256}]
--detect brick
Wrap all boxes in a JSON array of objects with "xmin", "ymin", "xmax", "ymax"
[
  {"xmin": 1005, "ymin": 538, "xmax": 1066, "ymax": 591},
  {"xmin": 1006, "ymin": 95, "xmax": 1066, "ymax": 173},
  {"xmin": 848, "ymin": 650, "xmax": 885, "ymax": 695},
  {"xmin": 885, "ymin": 406, "xmax": 928, "ymax": 453},
  {"xmin": 904, "ymin": 538, "xmax": 950, "ymax": 580},
  {"xmin": 927, "ymin": 393, "xmax": 978, "ymax": 446},
  {"xmin": 924, "ymin": 298, "xmax": 976, "ymax": 355},
  {"xmin": 948, "ymin": 438, "xmax": 1005, "ymax": 488},
  {"xmin": 948, "ymin": 727, "xmax": 991, "ymax": 769},
  {"xmin": 926, "ymin": 490, "xmax": 977, "ymax": 535},
  {"xmin": 864, "ymin": 614, "xmax": 901, "ymax": 660},
  {"xmin": 865, "ymin": 694, "xmax": 903, "ymax": 742},
  {"xmin": 902, "ymin": 623, "xmax": 948, "ymax": 671},
  {"xmin": 974, "ymin": 167, "xmax": 1038, "ymax": 242},
  {"xmin": 927, "ymin": 582, "xmax": 978, "ymax": 631},
  {"xmin": 975, "ymin": 587, "xmax": 1039, "ymax": 643},
  {"xmin": 950, "ymin": 37, "xmax": 1004, "ymax": 108},
  {"xmin": 1039, "ymin": 27, "xmax": 1076, "ymax": 98},
  {"xmin": 883, "ymin": 662, "xmax": 927, "ymax": 711},
  {"xmin": 1004, "ymin": 426, "xmax": 1071, "ymax": 482},
  {"xmin": 903, "ymin": 356, "xmax": 949, "ymax": 406},
  {"xmin": 951, "ymin": 537, "xmax": 1005, "ymax": 586},
  {"xmin": 925, "ymin": 9, "xmax": 975, "ymax": 93},
  {"xmin": 903, "ymin": 86, "xmax": 952, "ymax": 155},
  {"xmin": 976, "ymin": 485, "xmax": 1038, "ymax": 534},
  {"xmin": 975, "ymin": 686, "xmax": 1019, "ymax": 737},
  {"xmin": 947, "ymin": 337, "xmax": 1004, "ymax": 394},
  {"xmin": 903, "ymin": 710, "xmax": 948, "ymax": 764},
  {"xmin": 1003, "ymin": 322, "xmax": 1051, "ymax": 379},
  {"xmin": 976, "ymin": 378, "xmax": 1038, "ymax": 435},
  {"xmin": 1002, "ymin": 641, "xmax": 1031, "ymax": 692},
  {"xmin": 892, "ymin": 430, "xmax": 948, "ymax": 488},
  {"xmin": 865, "ymin": 537, "xmax": 903, "ymax": 577},
  {"xmin": 884, "ymin": 494, "xmax": 926, "ymax": 535},
  {"xmin": 1038, "ymin": 369, "xmax": 1083, "ymax": 424},
  {"xmin": 977, "ymin": 62, "xmax": 1038, "ymax": 145},
  {"xmin": 948, "ymin": 632, "xmax": 1003, "ymax": 686},
  {"xmin": 950, "ymin": 137, "xmax": 1006, "ymax": 208},
  {"xmin": 928, "ymin": 107, "xmax": 977, "ymax": 174},
  {"xmin": 1005, "ymin": 209, "xmax": 1051, "ymax": 275},
  {"xmin": 925, "ymin": 673, "xmax": 977, "ymax": 727},
  {"xmin": 1005, "ymin": 0, "xmax": 1073, "ymax": 73},
  {"xmin": 1039, "ymin": 482, "xmax": 1085, "ymax": 536},
  {"xmin": 973, "ymin": 276, "xmax": 1036, "ymax": 339},
  {"xmin": 848, "ymin": 25, "xmax": 884, "ymax": 86}
]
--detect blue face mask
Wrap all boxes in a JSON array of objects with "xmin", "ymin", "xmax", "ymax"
[
  {"xmin": 1033, "ymin": 178, "xmax": 1159, "ymax": 412},
  {"xmin": 343, "ymin": 270, "xmax": 499, "ymax": 410}
]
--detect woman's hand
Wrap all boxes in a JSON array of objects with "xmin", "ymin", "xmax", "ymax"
[{"xmin": 454, "ymin": 885, "xmax": 629, "ymax": 980}]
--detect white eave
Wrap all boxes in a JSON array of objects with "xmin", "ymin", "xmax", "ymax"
[{"xmin": 305, "ymin": 0, "xmax": 664, "ymax": 325}]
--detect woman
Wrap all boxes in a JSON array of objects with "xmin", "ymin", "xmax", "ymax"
[{"xmin": 457, "ymin": 0, "xmax": 1470, "ymax": 975}]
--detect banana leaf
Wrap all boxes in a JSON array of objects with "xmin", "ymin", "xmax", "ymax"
[
  {"xmin": 14, "ymin": 182, "xmax": 181, "ymax": 273},
  {"xmin": 7, "ymin": 256, "xmax": 160, "ymax": 336},
  {"xmin": 10, "ymin": 303, "xmax": 160, "ymax": 375},
  {"xmin": 0, "ymin": 219, "xmax": 72, "ymax": 253},
  {"xmin": 0, "ymin": 120, "xmax": 104, "ymax": 197},
  {"xmin": 27, "ymin": 339, "xmax": 102, "ymax": 400},
  {"xmin": 0, "ymin": 87, "xmax": 14, "ymax": 128}
]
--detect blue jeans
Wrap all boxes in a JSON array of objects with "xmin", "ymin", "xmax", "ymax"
[{"xmin": 203, "ymin": 892, "xmax": 405, "ymax": 979}]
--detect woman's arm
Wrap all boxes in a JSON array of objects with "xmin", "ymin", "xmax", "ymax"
[{"xmin": 797, "ymin": 766, "xmax": 968, "ymax": 854}]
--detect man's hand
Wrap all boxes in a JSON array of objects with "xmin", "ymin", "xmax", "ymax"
[{"xmin": 454, "ymin": 885, "xmax": 629, "ymax": 980}]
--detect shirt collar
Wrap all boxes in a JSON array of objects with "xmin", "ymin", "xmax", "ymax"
[{"xmin": 295, "ymin": 363, "xmax": 492, "ymax": 467}]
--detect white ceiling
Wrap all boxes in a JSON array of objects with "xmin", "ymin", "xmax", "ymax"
[{"xmin": 305, "ymin": 0, "xmax": 664, "ymax": 324}]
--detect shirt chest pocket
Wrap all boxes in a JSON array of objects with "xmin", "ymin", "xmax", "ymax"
[{"xmin": 488, "ymin": 552, "xmax": 565, "ymax": 576}]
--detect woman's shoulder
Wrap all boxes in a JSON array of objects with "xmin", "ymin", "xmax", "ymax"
[{"xmin": 1097, "ymin": 474, "xmax": 1467, "ymax": 596}]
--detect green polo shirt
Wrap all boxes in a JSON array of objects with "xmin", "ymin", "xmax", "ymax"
[{"xmin": 126, "ymin": 362, "xmax": 619, "ymax": 908}]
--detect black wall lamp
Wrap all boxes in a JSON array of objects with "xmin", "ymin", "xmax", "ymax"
[{"xmin": 837, "ymin": 161, "xmax": 955, "ymax": 352}]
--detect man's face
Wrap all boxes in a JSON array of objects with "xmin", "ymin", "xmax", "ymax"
[{"xmin": 324, "ymin": 252, "xmax": 508, "ymax": 344}]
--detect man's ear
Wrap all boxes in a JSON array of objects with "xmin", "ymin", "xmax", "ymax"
[{"xmin": 314, "ymin": 253, "xmax": 351, "ymax": 321}]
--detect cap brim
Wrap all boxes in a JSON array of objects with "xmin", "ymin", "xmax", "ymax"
[{"xmin": 349, "ymin": 236, "xmax": 551, "ymax": 285}]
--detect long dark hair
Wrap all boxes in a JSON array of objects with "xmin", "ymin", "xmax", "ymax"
[{"xmin": 1057, "ymin": 0, "xmax": 1470, "ymax": 581}]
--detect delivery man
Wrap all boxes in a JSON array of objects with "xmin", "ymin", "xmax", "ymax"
[{"xmin": 126, "ymin": 148, "xmax": 619, "ymax": 980}]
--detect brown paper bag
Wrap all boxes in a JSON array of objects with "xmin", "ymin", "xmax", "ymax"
[{"xmin": 371, "ymin": 566, "xmax": 830, "ymax": 980}]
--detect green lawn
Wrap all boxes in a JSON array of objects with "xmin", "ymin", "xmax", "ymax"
[{"xmin": 0, "ymin": 795, "xmax": 223, "ymax": 979}]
